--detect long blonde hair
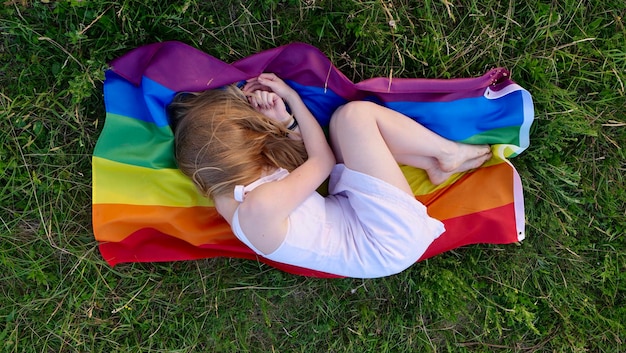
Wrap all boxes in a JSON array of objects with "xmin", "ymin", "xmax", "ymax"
[{"xmin": 169, "ymin": 85, "xmax": 308, "ymax": 199}]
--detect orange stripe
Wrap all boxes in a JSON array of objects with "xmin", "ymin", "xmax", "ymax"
[
  {"xmin": 408, "ymin": 162, "xmax": 515, "ymax": 220},
  {"xmin": 93, "ymin": 203, "xmax": 233, "ymax": 246}
]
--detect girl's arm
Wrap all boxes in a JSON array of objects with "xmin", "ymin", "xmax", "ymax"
[{"xmin": 238, "ymin": 73, "xmax": 336, "ymax": 254}]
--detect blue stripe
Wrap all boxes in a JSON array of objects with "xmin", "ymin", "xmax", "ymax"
[
  {"xmin": 385, "ymin": 90, "xmax": 526, "ymax": 141},
  {"xmin": 286, "ymin": 80, "xmax": 347, "ymax": 127},
  {"xmin": 104, "ymin": 71, "xmax": 176, "ymax": 128},
  {"xmin": 287, "ymin": 80, "xmax": 527, "ymax": 143},
  {"xmin": 104, "ymin": 71, "xmax": 527, "ymax": 143}
]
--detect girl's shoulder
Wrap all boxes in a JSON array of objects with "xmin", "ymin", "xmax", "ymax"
[{"xmin": 235, "ymin": 190, "xmax": 289, "ymax": 255}]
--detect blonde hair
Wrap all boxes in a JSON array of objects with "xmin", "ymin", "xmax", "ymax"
[{"xmin": 169, "ymin": 85, "xmax": 308, "ymax": 199}]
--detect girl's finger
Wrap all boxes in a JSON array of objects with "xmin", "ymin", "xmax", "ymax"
[
  {"xmin": 242, "ymin": 82, "xmax": 260, "ymax": 93},
  {"xmin": 248, "ymin": 96, "xmax": 258, "ymax": 108},
  {"xmin": 243, "ymin": 80, "xmax": 269, "ymax": 93},
  {"xmin": 262, "ymin": 91, "xmax": 272, "ymax": 108},
  {"xmin": 258, "ymin": 73, "xmax": 277, "ymax": 81},
  {"xmin": 268, "ymin": 92, "xmax": 279, "ymax": 107}
]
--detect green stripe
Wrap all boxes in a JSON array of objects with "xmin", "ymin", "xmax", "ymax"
[
  {"xmin": 93, "ymin": 113, "xmax": 176, "ymax": 169},
  {"xmin": 459, "ymin": 125, "xmax": 521, "ymax": 146}
]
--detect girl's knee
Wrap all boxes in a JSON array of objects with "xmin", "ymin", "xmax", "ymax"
[{"xmin": 330, "ymin": 101, "xmax": 375, "ymax": 132}]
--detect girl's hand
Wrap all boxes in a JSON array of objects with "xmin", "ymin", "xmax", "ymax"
[
  {"xmin": 247, "ymin": 90, "xmax": 291, "ymax": 124},
  {"xmin": 243, "ymin": 73, "xmax": 296, "ymax": 102}
]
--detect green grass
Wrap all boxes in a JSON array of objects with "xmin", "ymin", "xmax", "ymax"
[{"xmin": 1, "ymin": 0, "xmax": 624, "ymax": 351}]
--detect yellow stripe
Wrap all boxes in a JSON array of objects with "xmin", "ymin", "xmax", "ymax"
[
  {"xmin": 93, "ymin": 156, "xmax": 213, "ymax": 207},
  {"xmin": 94, "ymin": 154, "xmax": 508, "ymax": 208}
]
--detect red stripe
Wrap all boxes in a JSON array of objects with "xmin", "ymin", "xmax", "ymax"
[
  {"xmin": 419, "ymin": 202, "xmax": 519, "ymax": 261},
  {"xmin": 99, "ymin": 228, "xmax": 343, "ymax": 278},
  {"xmin": 99, "ymin": 202, "xmax": 519, "ymax": 277}
]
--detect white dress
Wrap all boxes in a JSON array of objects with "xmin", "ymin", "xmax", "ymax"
[{"xmin": 231, "ymin": 164, "xmax": 445, "ymax": 278}]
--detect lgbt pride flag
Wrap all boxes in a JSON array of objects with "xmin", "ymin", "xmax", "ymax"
[{"xmin": 93, "ymin": 41, "xmax": 534, "ymax": 277}]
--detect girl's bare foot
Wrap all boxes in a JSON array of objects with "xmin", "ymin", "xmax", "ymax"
[
  {"xmin": 426, "ymin": 151, "xmax": 492, "ymax": 185},
  {"xmin": 453, "ymin": 151, "xmax": 493, "ymax": 174},
  {"xmin": 425, "ymin": 167, "xmax": 456, "ymax": 186},
  {"xmin": 438, "ymin": 143, "xmax": 491, "ymax": 172}
]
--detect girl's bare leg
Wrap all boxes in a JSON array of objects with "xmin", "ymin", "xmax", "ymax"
[{"xmin": 329, "ymin": 101, "xmax": 491, "ymax": 193}]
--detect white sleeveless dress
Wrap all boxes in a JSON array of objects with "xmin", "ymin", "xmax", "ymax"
[{"xmin": 231, "ymin": 164, "xmax": 445, "ymax": 278}]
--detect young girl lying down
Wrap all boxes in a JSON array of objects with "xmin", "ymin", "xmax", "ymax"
[{"xmin": 168, "ymin": 73, "xmax": 491, "ymax": 278}]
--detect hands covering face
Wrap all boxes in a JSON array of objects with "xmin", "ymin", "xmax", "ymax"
[{"xmin": 242, "ymin": 73, "xmax": 295, "ymax": 124}]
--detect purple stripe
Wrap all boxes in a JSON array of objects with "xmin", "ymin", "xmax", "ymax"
[
  {"xmin": 110, "ymin": 41, "xmax": 515, "ymax": 102},
  {"xmin": 110, "ymin": 41, "xmax": 249, "ymax": 92},
  {"xmin": 355, "ymin": 72, "xmax": 513, "ymax": 102}
]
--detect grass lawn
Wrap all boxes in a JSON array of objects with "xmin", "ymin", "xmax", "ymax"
[{"xmin": 1, "ymin": 0, "xmax": 624, "ymax": 352}]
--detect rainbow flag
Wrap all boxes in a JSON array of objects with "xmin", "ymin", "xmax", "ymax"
[{"xmin": 93, "ymin": 41, "xmax": 534, "ymax": 277}]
